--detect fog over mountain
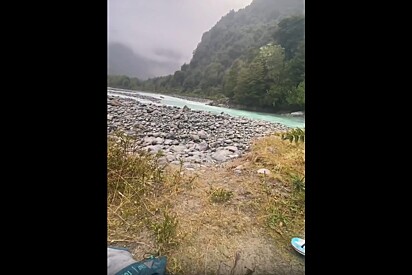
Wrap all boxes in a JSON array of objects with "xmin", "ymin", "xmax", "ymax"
[{"xmin": 108, "ymin": 0, "xmax": 253, "ymax": 79}]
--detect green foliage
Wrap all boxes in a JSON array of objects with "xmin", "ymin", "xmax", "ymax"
[
  {"xmin": 274, "ymin": 15, "xmax": 305, "ymax": 60},
  {"xmin": 223, "ymin": 60, "xmax": 242, "ymax": 98},
  {"xmin": 172, "ymin": 70, "xmax": 185, "ymax": 87},
  {"xmin": 108, "ymin": 131, "xmax": 181, "ymax": 255},
  {"xmin": 107, "ymin": 131, "xmax": 164, "ymax": 200},
  {"xmin": 209, "ymin": 188, "xmax": 233, "ymax": 203},
  {"xmin": 289, "ymin": 174, "xmax": 305, "ymax": 193},
  {"xmin": 286, "ymin": 80, "xmax": 305, "ymax": 107},
  {"xmin": 281, "ymin": 128, "xmax": 305, "ymax": 143},
  {"xmin": 150, "ymin": 210, "xmax": 179, "ymax": 251},
  {"xmin": 268, "ymin": 207, "xmax": 289, "ymax": 230},
  {"xmin": 108, "ymin": 75, "xmax": 141, "ymax": 90},
  {"xmin": 266, "ymin": 171, "xmax": 305, "ymax": 238}
]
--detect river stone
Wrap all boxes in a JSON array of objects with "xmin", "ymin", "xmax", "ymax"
[
  {"xmin": 198, "ymin": 130, "xmax": 208, "ymax": 139},
  {"xmin": 211, "ymin": 150, "xmax": 231, "ymax": 161},
  {"xmin": 164, "ymin": 139, "xmax": 173, "ymax": 145},
  {"xmin": 143, "ymin": 136, "xmax": 156, "ymax": 145},
  {"xmin": 154, "ymin": 137, "xmax": 164, "ymax": 144},
  {"xmin": 144, "ymin": 145, "xmax": 163, "ymax": 154},
  {"xmin": 170, "ymin": 145, "xmax": 186, "ymax": 152},
  {"xmin": 195, "ymin": 141, "xmax": 208, "ymax": 151},
  {"xmin": 257, "ymin": 168, "xmax": 271, "ymax": 175},
  {"xmin": 107, "ymin": 91, "xmax": 298, "ymax": 169},
  {"xmin": 225, "ymin": 146, "xmax": 238, "ymax": 152},
  {"xmin": 166, "ymin": 155, "xmax": 176, "ymax": 162}
]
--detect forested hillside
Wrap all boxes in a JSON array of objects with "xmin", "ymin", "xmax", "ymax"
[{"xmin": 108, "ymin": 0, "xmax": 305, "ymax": 113}]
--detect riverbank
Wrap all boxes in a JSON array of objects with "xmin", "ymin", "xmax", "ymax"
[
  {"xmin": 108, "ymin": 125, "xmax": 305, "ymax": 275},
  {"xmin": 107, "ymin": 87, "xmax": 304, "ymax": 117},
  {"xmin": 107, "ymin": 91, "xmax": 305, "ymax": 274},
  {"xmin": 108, "ymin": 88, "xmax": 305, "ymax": 129},
  {"xmin": 108, "ymin": 87, "xmax": 213, "ymax": 104},
  {"xmin": 208, "ymin": 99, "xmax": 305, "ymax": 118},
  {"xmin": 108, "ymin": 94, "xmax": 289, "ymax": 170},
  {"xmin": 169, "ymin": 93, "xmax": 214, "ymax": 104}
]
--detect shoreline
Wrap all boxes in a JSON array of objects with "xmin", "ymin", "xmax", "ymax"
[
  {"xmin": 207, "ymin": 100, "xmax": 305, "ymax": 117},
  {"xmin": 107, "ymin": 87, "xmax": 213, "ymax": 104},
  {"xmin": 107, "ymin": 87, "xmax": 304, "ymax": 117},
  {"xmin": 108, "ymin": 94, "xmax": 289, "ymax": 170},
  {"xmin": 169, "ymin": 93, "xmax": 214, "ymax": 104}
]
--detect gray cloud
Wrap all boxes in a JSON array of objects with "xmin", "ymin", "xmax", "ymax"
[
  {"xmin": 108, "ymin": 0, "xmax": 253, "ymax": 75},
  {"xmin": 153, "ymin": 48, "xmax": 183, "ymax": 62}
]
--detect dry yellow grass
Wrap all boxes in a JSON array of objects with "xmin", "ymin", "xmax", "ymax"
[
  {"xmin": 107, "ymin": 132, "xmax": 305, "ymax": 274},
  {"xmin": 249, "ymin": 133, "xmax": 305, "ymax": 183},
  {"xmin": 247, "ymin": 134, "xmax": 305, "ymax": 240}
]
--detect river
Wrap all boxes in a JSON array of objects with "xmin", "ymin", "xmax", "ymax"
[{"xmin": 107, "ymin": 88, "xmax": 305, "ymax": 128}]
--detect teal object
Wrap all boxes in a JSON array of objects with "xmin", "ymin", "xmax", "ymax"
[
  {"xmin": 114, "ymin": 256, "xmax": 167, "ymax": 275},
  {"xmin": 291, "ymin": 237, "xmax": 305, "ymax": 255}
]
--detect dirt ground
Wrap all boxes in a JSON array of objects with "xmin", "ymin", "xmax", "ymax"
[{"xmin": 109, "ymin": 156, "xmax": 305, "ymax": 275}]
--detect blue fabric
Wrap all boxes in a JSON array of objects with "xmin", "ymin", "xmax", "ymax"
[{"xmin": 115, "ymin": 256, "xmax": 167, "ymax": 275}]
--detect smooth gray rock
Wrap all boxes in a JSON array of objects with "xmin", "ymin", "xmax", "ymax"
[{"xmin": 211, "ymin": 150, "xmax": 231, "ymax": 161}]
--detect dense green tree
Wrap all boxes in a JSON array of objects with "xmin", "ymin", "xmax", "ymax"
[
  {"xmin": 286, "ymin": 80, "xmax": 305, "ymax": 108},
  {"xmin": 223, "ymin": 60, "xmax": 243, "ymax": 98},
  {"xmin": 274, "ymin": 15, "xmax": 304, "ymax": 60}
]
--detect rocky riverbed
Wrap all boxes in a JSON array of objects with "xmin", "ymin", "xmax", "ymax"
[{"xmin": 108, "ymin": 94, "xmax": 290, "ymax": 170}]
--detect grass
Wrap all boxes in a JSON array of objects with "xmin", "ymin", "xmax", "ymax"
[
  {"xmin": 248, "ymin": 133, "xmax": 305, "ymax": 241},
  {"xmin": 209, "ymin": 187, "xmax": 233, "ymax": 203},
  {"xmin": 108, "ymin": 130, "xmax": 305, "ymax": 274},
  {"xmin": 107, "ymin": 132, "xmax": 182, "ymax": 257},
  {"xmin": 150, "ymin": 209, "xmax": 179, "ymax": 249}
]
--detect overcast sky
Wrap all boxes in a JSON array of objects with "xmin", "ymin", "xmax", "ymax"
[{"xmin": 108, "ymin": 0, "xmax": 253, "ymax": 66}]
